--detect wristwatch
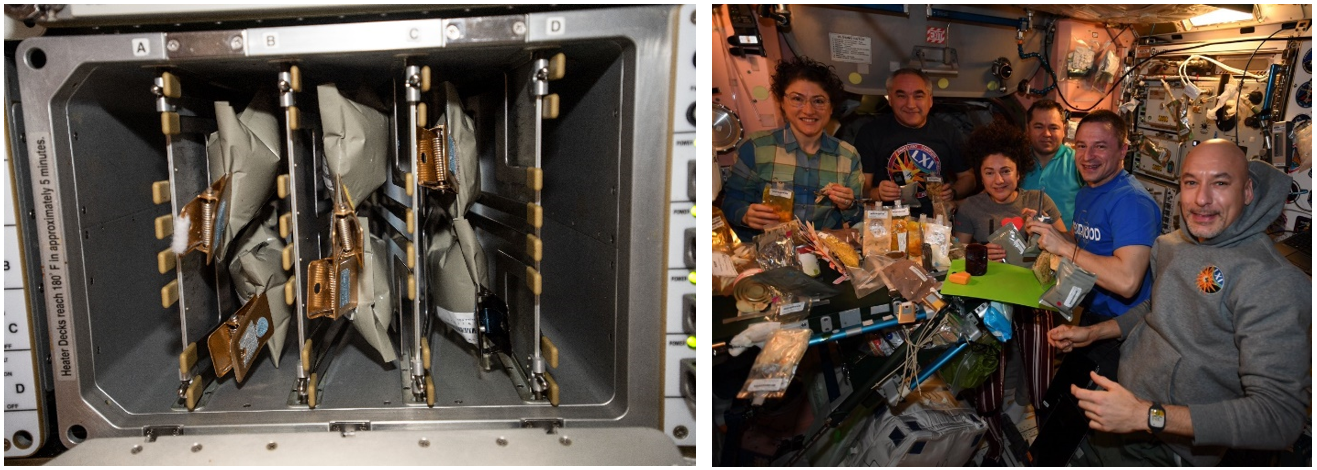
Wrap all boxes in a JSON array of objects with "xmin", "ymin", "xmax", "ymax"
[{"xmin": 1148, "ymin": 403, "xmax": 1166, "ymax": 434}]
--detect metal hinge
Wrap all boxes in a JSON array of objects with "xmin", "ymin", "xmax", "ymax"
[
  {"xmin": 143, "ymin": 425, "xmax": 184, "ymax": 442},
  {"xmin": 520, "ymin": 418, "xmax": 564, "ymax": 434},
  {"xmin": 329, "ymin": 421, "xmax": 371, "ymax": 437}
]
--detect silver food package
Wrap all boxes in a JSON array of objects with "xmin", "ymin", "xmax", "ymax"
[
  {"xmin": 986, "ymin": 223, "xmax": 1028, "ymax": 267},
  {"xmin": 226, "ymin": 209, "xmax": 291, "ymax": 367},
  {"xmin": 318, "ymin": 83, "xmax": 388, "ymax": 207},
  {"xmin": 353, "ymin": 227, "xmax": 397, "ymax": 363},
  {"xmin": 1038, "ymin": 257, "xmax": 1097, "ymax": 322},
  {"xmin": 427, "ymin": 82, "xmax": 488, "ymax": 345},
  {"xmin": 206, "ymin": 88, "xmax": 282, "ymax": 261}
]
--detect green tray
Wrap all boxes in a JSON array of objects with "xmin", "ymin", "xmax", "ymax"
[{"xmin": 940, "ymin": 258, "xmax": 1056, "ymax": 310}]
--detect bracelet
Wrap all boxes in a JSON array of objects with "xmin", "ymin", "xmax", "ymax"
[{"xmin": 1071, "ymin": 242, "xmax": 1081, "ymax": 265}]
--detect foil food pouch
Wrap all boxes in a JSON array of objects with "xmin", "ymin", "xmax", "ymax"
[
  {"xmin": 987, "ymin": 222, "xmax": 1028, "ymax": 267},
  {"xmin": 318, "ymin": 83, "xmax": 388, "ymax": 207},
  {"xmin": 1039, "ymin": 257, "xmax": 1097, "ymax": 322},
  {"xmin": 226, "ymin": 209, "xmax": 290, "ymax": 369},
  {"xmin": 427, "ymin": 82, "xmax": 488, "ymax": 346}
]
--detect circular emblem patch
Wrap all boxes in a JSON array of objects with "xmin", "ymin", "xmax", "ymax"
[
  {"xmin": 887, "ymin": 143, "xmax": 942, "ymax": 198},
  {"xmin": 1196, "ymin": 266, "xmax": 1224, "ymax": 294}
]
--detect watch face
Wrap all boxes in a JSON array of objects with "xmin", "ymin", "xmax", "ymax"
[{"xmin": 1150, "ymin": 408, "xmax": 1166, "ymax": 429}]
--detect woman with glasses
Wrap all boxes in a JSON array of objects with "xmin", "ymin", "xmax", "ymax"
[{"xmin": 721, "ymin": 56, "xmax": 863, "ymax": 240}]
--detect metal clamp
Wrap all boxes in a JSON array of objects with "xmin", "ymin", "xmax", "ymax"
[{"xmin": 306, "ymin": 178, "xmax": 363, "ymax": 320}]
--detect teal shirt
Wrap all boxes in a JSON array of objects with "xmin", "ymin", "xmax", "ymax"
[{"xmin": 1020, "ymin": 145, "xmax": 1081, "ymax": 228}]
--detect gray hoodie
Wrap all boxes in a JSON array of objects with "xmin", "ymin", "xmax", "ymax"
[{"xmin": 1115, "ymin": 161, "xmax": 1311, "ymax": 466}]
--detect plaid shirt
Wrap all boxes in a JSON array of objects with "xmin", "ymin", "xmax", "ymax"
[{"xmin": 722, "ymin": 124, "xmax": 863, "ymax": 239}]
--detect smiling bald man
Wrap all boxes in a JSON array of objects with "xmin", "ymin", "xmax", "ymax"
[{"xmin": 1046, "ymin": 139, "xmax": 1312, "ymax": 465}]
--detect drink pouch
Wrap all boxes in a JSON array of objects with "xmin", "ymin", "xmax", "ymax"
[
  {"xmin": 1039, "ymin": 257, "xmax": 1097, "ymax": 321},
  {"xmin": 987, "ymin": 223, "xmax": 1028, "ymax": 267},
  {"xmin": 762, "ymin": 180, "xmax": 795, "ymax": 224}
]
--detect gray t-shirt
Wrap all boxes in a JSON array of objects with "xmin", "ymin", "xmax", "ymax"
[{"xmin": 953, "ymin": 190, "xmax": 1059, "ymax": 243}]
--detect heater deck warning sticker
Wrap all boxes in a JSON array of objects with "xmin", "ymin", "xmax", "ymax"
[{"xmin": 28, "ymin": 132, "xmax": 75, "ymax": 381}]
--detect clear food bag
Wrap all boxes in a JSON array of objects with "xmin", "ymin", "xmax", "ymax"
[{"xmin": 738, "ymin": 328, "xmax": 812, "ymax": 402}]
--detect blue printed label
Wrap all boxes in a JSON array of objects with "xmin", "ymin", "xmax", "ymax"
[
  {"xmin": 255, "ymin": 317, "xmax": 269, "ymax": 337},
  {"xmin": 338, "ymin": 268, "xmax": 351, "ymax": 307}
]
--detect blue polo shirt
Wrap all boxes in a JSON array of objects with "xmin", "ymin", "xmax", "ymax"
[
  {"xmin": 1071, "ymin": 171, "xmax": 1161, "ymax": 318},
  {"xmin": 1020, "ymin": 145, "xmax": 1082, "ymax": 228}
]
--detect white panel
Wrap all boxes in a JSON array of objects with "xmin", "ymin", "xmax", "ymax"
[
  {"xmin": 663, "ymin": 397, "xmax": 695, "ymax": 447},
  {"xmin": 666, "ymin": 272, "xmax": 695, "ymax": 334},
  {"xmin": 670, "ymin": 134, "xmax": 695, "ymax": 203},
  {"xmin": 4, "ymin": 349, "xmax": 38, "ymax": 411},
  {"xmin": 4, "ymin": 227, "xmax": 20, "ymax": 289},
  {"xmin": 3, "ymin": 410, "xmax": 43, "ymax": 458},
  {"xmin": 667, "ymin": 202, "xmax": 694, "ymax": 269},
  {"xmin": 4, "ymin": 291, "xmax": 30, "ymax": 351},
  {"xmin": 664, "ymin": 334, "xmax": 695, "ymax": 398}
]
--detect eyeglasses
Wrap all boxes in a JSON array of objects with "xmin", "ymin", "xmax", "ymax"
[{"xmin": 786, "ymin": 93, "xmax": 830, "ymax": 110}]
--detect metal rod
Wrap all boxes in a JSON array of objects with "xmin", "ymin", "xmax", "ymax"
[
  {"xmin": 910, "ymin": 341, "xmax": 970, "ymax": 390},
  {"xmin": 808, "ymin": 312, "xmax": 928, "ymax": 346}
]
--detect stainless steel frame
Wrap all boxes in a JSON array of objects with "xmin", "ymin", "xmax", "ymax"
[{"xmin": 12, "ymin": 5, "xmax": 679, "ymax": 448}]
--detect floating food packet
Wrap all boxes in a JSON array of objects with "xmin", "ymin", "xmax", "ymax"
[
  {"xmin": 1039, "ymin": 257, "xmax": 1097, "ymax": 322},
  {"xmin": 738, "ymin": 328, "xmax": 811, "ymax": 403},
  {"xmin": 755, "ymin": 223, "xmax": 799, "ymax": 271},
  {"xmin": 987, "ymin": 222, "xmax": 1028, "ymax": 267},
  {"xmin": 1031, "ymin": 250, "xmax": 1060, "ymax": 285},
  {"xmin": 974, "ymin": 301, "xmax": 1013, "ymax": 342}
]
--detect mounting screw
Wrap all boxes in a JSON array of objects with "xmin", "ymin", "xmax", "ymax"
[
  {"xmin": 131, "ymin": 445, "xmax": 143, "ymax": 454},
  {"xmin": 446, "ymin": 24, "xmax": 463, "ymax": 41},
  {"xmin": 166, "ymin": 39, "xmax": 180, "ymax": 52},
  {"xmin": 229, "ymin": 36, "xmax": 243, "ymax": 51},
  {"xmin": 558, "ymin": 436, "xmax": 572, "ymax": 446},
  {"xmin": 513, "ymin": 21, "xmax": 526, "ymax": 35},
  {"xmin": 673, "ymin": 426, "xmax": 689, "ymax": 439},
  {"xmin": 495, "ymin": 437, "xmax": 508, "ymax": 447},
  {"xmin": 191, "ymin": 443, "xmax": 203, "ymax": 453},
  {"xmin": 418, "ymin": 438, "xmax": 430, "ymax": 448},
  {"xmin": 266, "ymin": 442, "xmax": 277, "ymax": 451}
]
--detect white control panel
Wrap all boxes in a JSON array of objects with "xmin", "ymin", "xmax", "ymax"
[
  {"xmin": 4, "ymin": 122, "xmax": 45, "ymax": 458},
  {"xmin": 663, "ymin": 3, "xmax": 696, "ymax": 448}
]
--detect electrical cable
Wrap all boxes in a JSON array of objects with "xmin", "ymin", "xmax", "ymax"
[
  {"xmin": 1235, "ymin": 27, "xmax": 1286, "ymax": 144},
  {"xmin": 1052, "ymin": 31, "xmax": 1307, "ymax": 114}
]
